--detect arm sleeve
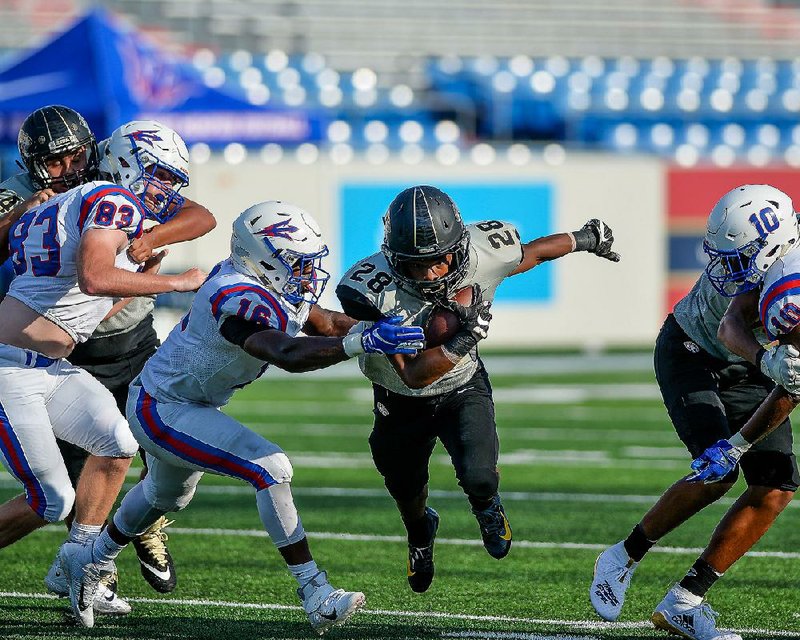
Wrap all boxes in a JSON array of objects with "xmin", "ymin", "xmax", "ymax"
[
  {"xmin": 220, "ymin": 315, "xmax": 271, "ymax": 347},
  {"xmin": 209, "ymin": 284, "xmax": 288, "ymax": 332},
  {"xmin": 335, "ymin": 283, "xmax": 385, "ymax": 321}
]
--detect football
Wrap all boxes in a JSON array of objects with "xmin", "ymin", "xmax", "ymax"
[{"xmin": 424, "ymin": 286, "xmax": 474, "ymax": 347}]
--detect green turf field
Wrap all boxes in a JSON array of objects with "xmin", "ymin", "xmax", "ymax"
[{"xmin": 2, "ymin": 353, "xmax": 799, "ymax": 639}]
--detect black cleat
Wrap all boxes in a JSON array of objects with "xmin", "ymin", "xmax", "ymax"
[
  {"xmin": 472, "ymin": 495, "xmax": 512, "ymax": 559},
  {"xmin": 132, "ymin": 516, "xmax": 177, "ymax": 593},
  {"xmin": 406, "ymin": 507, "xmax": 439, "ymax": 593}
]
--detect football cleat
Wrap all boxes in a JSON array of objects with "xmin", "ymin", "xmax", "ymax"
[
  {"xmin": 407, "ymin": 507, "xmax": 439, "ymax": 593},
  {"xmin": 61, "ymin": 541, "xmax": 115, "ymax": 628},
  {"xmin": 590, "ymin": 540, "xmax": 638, "ymax": 621},
  {"xmin": 471, "ymin": 495, "xmax": 512, "ymax": 559},
  {"xmin": 132, "ymin": 516, "xmax": 177, "ymax": 593},
  {"xmin": 45, "ymin": 549, "xmax": 131, "ymax": 616},
  {"xmin": 298, "ymin": 571, "xmax": 365, "ymax": 636},
  {"xmin": 651, "ymin": 585, "xmax": 742, "ymax": 640}
]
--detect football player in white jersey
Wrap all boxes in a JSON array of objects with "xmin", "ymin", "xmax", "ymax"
[
  {"xmin": 0, "ymin": 108, "xmax": 217, "ymax": 606},
  {"xmin": 0, "ymin": 120, "xmax": 206, "ymax": 617},
  {"xmin": 64, "ymin": 201, "xmax": 425, "ymax": 632},
  {"xmin": 590, "ymin": 185, "xmax": 799, "ymax": 640},
  {"xmin": 335, "ymin": 185, "xmax": 620, "ymax": 594}
]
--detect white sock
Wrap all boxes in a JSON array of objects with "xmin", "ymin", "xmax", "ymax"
[
  {"xmin": 68, "ymin": 522, "xmax": 102, "ymax": 545},
  {"xmin": 91, "ymin": 529, "xmax": 126, "ymax": 565},
  {"xmin": 289, "ymin": 560, "xmax": 320, "ymax": 588}
]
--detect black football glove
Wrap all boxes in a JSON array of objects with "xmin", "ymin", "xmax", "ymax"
[
  {"xmin": 441, "ymin": 285, "xmax": 492, "ymax": 362},
  {"xmin": 571, "ymin": 218, "xmax": 620, "ymax": 262}
]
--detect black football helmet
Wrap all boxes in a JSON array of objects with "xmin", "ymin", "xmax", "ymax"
[
  {"xmin": 382, "ymin": 185, "xmax": 470, "ymax": 301},
  {"xmin": 17, "ymin": 105, "xmax": 99, "ymax": 190}
]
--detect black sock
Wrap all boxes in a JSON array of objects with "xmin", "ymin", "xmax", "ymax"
[
  {"xmin": 107, "ymin": 521, "xmax": 135, "ymax": 546},
  {"xmin": 679, "ymin": 558, "xmax": 722, "ymax": 598},
  {"xmin": 623, "ymin": 523, "xmax": 656, "ymax": 562},
  {"xmin": 404, "ymin": 512, "xmax": 435, "ymax": 546}
]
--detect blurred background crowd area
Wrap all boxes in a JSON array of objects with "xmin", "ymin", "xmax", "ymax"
[{"xmin": 3, "ymin": 0, "xmax": 800, "ymax": 347}]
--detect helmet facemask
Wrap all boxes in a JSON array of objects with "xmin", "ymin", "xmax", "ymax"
[
  {"xmin": 386, "ymin": 228, "xmax": 470, "ymax": 302},
  {"xmin": 123, "ymin": 140, "xmax": 188, "ymax": 223},
  {"xmin": 269, "ymin": 244, "xmax": 331, "ymax": 305},
  {"xmin": 703, "ymin": 238, "xmax": 765, "ymax": 297}
]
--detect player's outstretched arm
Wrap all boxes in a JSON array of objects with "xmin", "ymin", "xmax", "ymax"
[
  {"xmin": 127, "ymin": 198, "xmax": 216, "ymax": 263},
  {"xmin": 222, "ymin": 315, "xmax": 424, "ymax": 373},
  {"xmin": 509, "ymin": 218, "xmax": 619, "ymax": 276},
  {"xmin": 303, "ymin": 304, "xmax": 358, "ymax": 337},
  {"xmin": 78, "ymin": 229, "xmax": 207, "ymax": 296}
]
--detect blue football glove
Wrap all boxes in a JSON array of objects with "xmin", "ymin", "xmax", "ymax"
[
  {"xmin": 361, "ymin": 316, "xmax": 425, "ymax": 355},
  {"xmin": 688, "ymin": 439, "xmax": 745, "ymax": 484}
]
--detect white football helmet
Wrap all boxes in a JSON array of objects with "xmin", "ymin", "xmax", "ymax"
[
  {"xmin": 230, "ymin": 201, "xmax": 330, "ymax": 304},
  {"xmin": 100, "ymin": 120, "xmax": 189, "ymax": 223},
  {"xmin": 704, "ymin": 184, "xmax": 799, "ymax": 296}
]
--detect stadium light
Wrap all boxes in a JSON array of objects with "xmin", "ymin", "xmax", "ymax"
[
  {"xmin": 264, "ymin": 50, "xmax": 288, "ymax": 72},
  {"xmin": 543, "ymin": 143, "xmax": 566, "ymax": 165},
  {"xmin": 436, "ymin": 144, "xmax": 460, "ymax": 165},
  {"xmin": 223, "ymin": 143, "xmax": 247, "ymax": 165},
  {"xmin": 189, "ymin": 143, "xmax": 211, "ymax": 164},
  {"xmin": 365, "ymin": 143, "xmax": 390, "ymax": 164},
  {"xmin": 400, "ymin": 144, "xmax": 425, "ymax": 164},
  {"xmin": 296, "ymin": 143, "xmax": 319, "ymax": 165},
  {"xmin": 434, "ymin": 120, "xmax": 460, "ymax": 144},
  {"xmin": 330, "ymin": 143, "xmax": 354, "ymax": 165},
  {"xmin": 260, "ymin": 143, "xmax": 283, "ymax": 164},
  {"xmin": 507, "ymin": 144, "xmax": 532, "ymax": 165},
  {"xmin": 327, "ymin": 120, "xmax": 351, "ymax": 143},
  {"xmin": 471, "ymin": 143, "xmax": 496, "ymax": 165},
  {"xmin": 675, "ymin": 144, "xmax": 700, "ymax": 167},
  {"xmin": 364, "ymin": 120, "xmax": 389, "ymax": 144}
]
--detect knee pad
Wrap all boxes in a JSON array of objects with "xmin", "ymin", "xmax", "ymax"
[
  {"xmin": 39, "ymin": 483, "xmax": 76, "ymax": 523},
  {"xmin": 252, "ymin": 451, "xmax": 293, "ymax": 487},
  {"xmin": 93, "ymin": 416, "xmax": 139, "ymax": 458},
  {"xmin": 741, "ymin": 450, "xmax": 800, "ymax": 491},
  {"xmin": 256, "ymin": 482, "xmax": 305, "ymax": 547}
]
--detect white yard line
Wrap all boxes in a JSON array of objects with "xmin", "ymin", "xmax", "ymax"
[
  {"xmin": 0, "ymin": 591, "xmax": 795, "ymax": 637},
  {"xmin": 4, "ymin": 478, "xmax": 797, "ymax": 511}
]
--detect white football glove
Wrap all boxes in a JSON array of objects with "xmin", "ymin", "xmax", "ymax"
[{"xmin": 759, "ymin": 344, "xmax": 800, "ymax": 394}]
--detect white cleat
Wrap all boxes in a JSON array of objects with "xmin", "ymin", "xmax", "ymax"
[
  {"xmin": 590, "ymin": 540, "xmax": 638, "ymax": 621},
  {"xmin": 61, "ymin": 541, "xmax": 115, "ymax": 628},
  {"xmin": 298, "ymin": 571, "xmax": 366, "ymax": 636},
  {"xmin": 45, "ymin": 548, "xmax": 131, "ymax": 616},
  {"xmin": 651, "ymin": 584, "xmax": 743, "ymax": 640}
]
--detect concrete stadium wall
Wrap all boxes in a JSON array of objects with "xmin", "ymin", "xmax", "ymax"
[{"xmin": 165, "ymin": 153, "xmax": 665, "ymax": 348}]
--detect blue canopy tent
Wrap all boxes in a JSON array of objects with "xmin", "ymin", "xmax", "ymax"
[{"xmin": 0, "ymin": 8, "xmax": 323, "ymax": 155}]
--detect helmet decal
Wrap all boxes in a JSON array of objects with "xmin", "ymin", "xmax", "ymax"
[
  {"xmin": 255, "ymin": 220, "xmax": 301, "ymax": 241},
  {"xmin": 128, "ymin": 129, "xmax": 163, "ymax": 146}
]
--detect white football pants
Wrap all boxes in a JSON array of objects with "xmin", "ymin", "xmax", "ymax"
[
  {"xmin": 0, "ymin": 343, "xmax": 137, "ymax": 522},
  {"xmin": 122, "ymin": 381, "xmax": 304, "ymax": 547}
]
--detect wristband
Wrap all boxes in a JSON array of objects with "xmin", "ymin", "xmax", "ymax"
[
  {"xmin": 570, "ymin": 227, "xmax": 596, "ymax": 252},
  {"xmin": 755, "ymin": 347, "xmax": 767, "ymax": 370},
  {"xmin": 342, "ymin": 332, "xmax": 364, "ymax": 358},
  {"xmin": 728, "ymin": 431, "xmax": 752, "ymax": 452}
]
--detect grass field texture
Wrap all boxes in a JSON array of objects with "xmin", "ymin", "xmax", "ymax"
[{"xmin": 1, "ymin": 353, "xmax": 799, "ymax": 640}]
